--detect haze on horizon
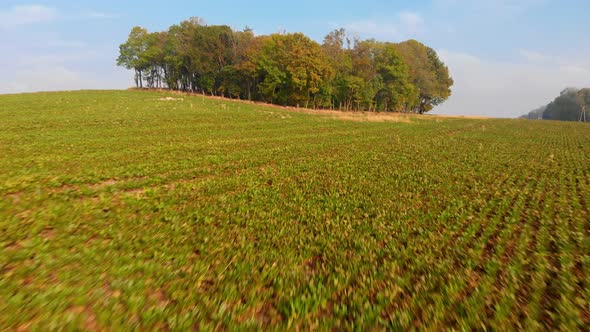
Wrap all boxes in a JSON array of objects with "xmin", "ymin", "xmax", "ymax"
[{"xmin": 1, "ymin": 0, "xmax": 589, "ymax": 118}]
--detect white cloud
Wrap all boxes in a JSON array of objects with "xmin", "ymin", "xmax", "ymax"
[
  {"xmin": 398, "ymin": 12, "xmax": 424, "ymax": 34},
  {"xmin": 1, "ymin": 63, "xmax": 130, "ymax": 94},
  {"xmin": 2, "ymin": 66, "xmax": 84, "ymax": 94},
  {"xmin": 519, "ymin": 50, "xmax": 590, "ymax": 75},
  {"xmin": 46, "ymin": 39, "xmax": 86, "ymax": 48},
  {"xmin": 83, "ymin": 10, "xmax": 118, "ymax": 19},
  {"xmin": 434, "ymin": 0, "xmax": 546, "ymax": 13},
  {"xmin": 342, "ymin": 11, "xmax": 425, "ymax": 41},
  {"xmin": 0, "ymin": 46, "xmax": 128, "ymax": 95},
  {"xmin": 0, "ymin": 5, "xmax": 57, "ymax": 28},
  {"xmin": 518, "ymin": 49, "xmax": 556, "ymax": 64},
  {"xmin": 561, "ymin": 65, "xmax": 590, "ymax": 75},
  {"xmin": 0, "ymin": 3, "xmax": 127, "ymax": 96},
  {"xmin": 344, "ymin": 20, "xmax": 399, "ymax": 40},
  {"xmin": 16, "ymin": 52, "xmax": 98, "ymax": 67},
  {"xmin": 0, "ymin": 4, "xmax": 118, "ymax": 29},
  {"xmin": 433, "ymin": 49, "xmax": 590, "ymax": 118},
  {"xmin": 2, "ymin": 82, "xmax": 29, "ymax": 94}
]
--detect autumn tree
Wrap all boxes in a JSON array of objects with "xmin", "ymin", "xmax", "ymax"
[
  {"xmin": 234, "ymin": 35, "xmax": 266, "ymax": 100},
  {"xmin": 116, "ymin": 19, "xmax": 453, "ymax": 113}
]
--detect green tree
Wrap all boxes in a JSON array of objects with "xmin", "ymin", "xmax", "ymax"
[
  {"xmin": 394, "ymin": 40, "xmax": 453, "ymax": 113},
  {"xmin": 349, "ymin": 39, "xmax": 379, "ymax": 111},
  {"xmin": 374, "ymin": 43, "xmax": 417, "ymax": 112},
  {"xmin": 256, "ymin": 33, "xmax": 333, "ymax": 107},
  {"xmin": 142, "ymin": 31, "xmax": 168, "ymax": 88},
  {"xmin": 322, "ymin": 29, "xmax": 353, "ymax": 110},
  {"xmin": 117, "ymin": 26, "xmax": 149, "ymax": 88},
  {"xmin": 169, "ymin": 20, "xmax": 202, "ymax": 92},
  {"xmin": 348, "ymin": 40, "xmax": 416, "ymax": 112},
  {"xmin": 221, "ymin": 28, "xmax": 255, "ymax": 99},
  {"xmin": 161, "ymin": 24, "xmax": 184, "ymax": 90}
]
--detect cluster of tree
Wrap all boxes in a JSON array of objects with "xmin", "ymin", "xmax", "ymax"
[
  {"xmin": 520, "ymin": 105, "xmax": 546, "ymax": 120},
  {"xmin": 520, "ymin": 88, "xmax": 590, "ymax": 122},
  {"xmin": 117, "ymin": 18, "xmax": 453, "ymax": 113}
]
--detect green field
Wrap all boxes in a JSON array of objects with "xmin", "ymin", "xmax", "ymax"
[{"xmin": 1, "ymin": 90, "xmax": 589, "ymax": 330}]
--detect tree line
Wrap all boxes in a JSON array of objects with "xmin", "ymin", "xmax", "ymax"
[
  {"xmin": 117, "ymin": 17, "xmax": 453, "ymax": 113},
  {"xmin": 520, "ymin": 88, "xmax": 590, "ymax": 122}
]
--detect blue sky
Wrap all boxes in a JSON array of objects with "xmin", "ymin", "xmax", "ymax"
[{"xmin": 1, "ymin": 0, "xmax": 589, "ymax": 117}]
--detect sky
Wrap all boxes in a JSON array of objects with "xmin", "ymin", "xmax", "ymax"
[{"xmin": 1, "ymin": 0, "xmax": 589, "ymax": 118}]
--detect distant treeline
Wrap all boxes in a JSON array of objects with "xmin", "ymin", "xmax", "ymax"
[
  {"xmin": 117, "ymin": 17, "xmax": 453, "ymax": 113},
  {"xmin": 520, "ymin": 88, "xmax": 590, "ymax": 122}
]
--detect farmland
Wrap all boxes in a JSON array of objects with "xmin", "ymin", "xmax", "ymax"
[{"xmin": 0, "ymin": 90, "xmax": 589, "ymax": 330}]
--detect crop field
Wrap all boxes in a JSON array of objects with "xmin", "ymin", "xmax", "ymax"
[{"xmin": 1, "ymin": 90, "xmax": 589, "ymax": 330}]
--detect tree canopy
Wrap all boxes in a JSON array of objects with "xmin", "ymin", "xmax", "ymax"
[{"xmin": 117, "ymin": 20, "xmax": 454, "ymax": 113}]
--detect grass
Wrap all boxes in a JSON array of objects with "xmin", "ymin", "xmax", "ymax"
[{"xmin": 1, "ymin": 90, "xmax": 589, "ymax": 330}]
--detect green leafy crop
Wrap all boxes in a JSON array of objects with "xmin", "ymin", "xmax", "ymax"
[{"xmin": 0, "ymin": 90, "xmax": 588, "ymax": 330}]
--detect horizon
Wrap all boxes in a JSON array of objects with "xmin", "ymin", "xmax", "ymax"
[{"xmin": 1, "ymin": 0, "xmax": 589, "ymax": 118}]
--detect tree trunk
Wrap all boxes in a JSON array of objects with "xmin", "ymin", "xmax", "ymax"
[
  {"xmin": 134, "ymin": 69, "xmax": 139, "ymax": 88},
  {"xmin": 247, "ymin": 80, "xmax": 252, "ymax": 101}
]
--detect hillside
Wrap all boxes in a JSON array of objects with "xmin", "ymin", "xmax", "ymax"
[{"xmin": 1, "ymin": 90, "xmax": 589, "ymax": 330}]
